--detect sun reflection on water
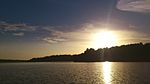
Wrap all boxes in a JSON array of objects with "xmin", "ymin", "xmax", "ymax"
[{"xmin": 102, "ymin": 62, "xmax": 112, "ymax": 84}]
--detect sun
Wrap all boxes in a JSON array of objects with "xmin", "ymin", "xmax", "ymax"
[{"xmin": 91, "ymin": 31, "xmax": 118, "ymax": 49}]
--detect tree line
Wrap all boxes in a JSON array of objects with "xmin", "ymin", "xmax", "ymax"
[{"xmin": 29, "ymin": 43, "xmax": 150, "ymax": 62}]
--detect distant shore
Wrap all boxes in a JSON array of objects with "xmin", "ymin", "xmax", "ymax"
[
  {"xmin": 0, "ymin": 59, "xmax": 27, "ymax": 63},
  {"xmin": 1, "ymin": 42, "xmax": 150, "ymax": 63}
]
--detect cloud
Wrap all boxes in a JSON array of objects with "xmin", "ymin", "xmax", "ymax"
[
  {"xmin": 0, "ymin": 21, "xmax": 70, "ymax": 42},
  {"xmin": 13, "ymin": 32, "xmax": 24, "ymax": 36},
  {"xmin": 41, "ymin": 27, "xmax": 67, "ymax": 43},
  {"xmin": 43, "ymin": 37, "xmax": 66, "ymax": 44},
  {"xmin": 1, "ymin": 21, "xmax": 149, "ymax": 45},
  {"xmin": 42, "ymin": 23, "xmax": 103, "ymax": 44},
  {"xmin": 117, "ymin": 0, "xmax": 150, "ymax": 13},
  {"xmin": 0, "ymin": 21, "xmax": 37, "ymax": 32},
  {"xmin": 43, "ymin": 27, "xmax": 64, "ymax": 37}
]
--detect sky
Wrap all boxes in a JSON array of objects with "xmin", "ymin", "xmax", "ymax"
[{"xmin": 0, "ymin": 0, "xmax": 150, "ymax": 59}]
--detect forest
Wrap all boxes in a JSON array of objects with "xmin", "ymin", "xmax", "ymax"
[{"xmin": 29, "ymin": 43, "xmax": 150, "ymax": 62}]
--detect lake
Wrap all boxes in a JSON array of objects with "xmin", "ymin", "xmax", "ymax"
[{"xmin": 0, "ymin": 62, "xmax": 150, "ymax": 84}]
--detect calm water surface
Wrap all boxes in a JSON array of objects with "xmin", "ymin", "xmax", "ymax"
[{"xmin": 0, "ymin": 62, "xmax": 150, "ymax": 84}]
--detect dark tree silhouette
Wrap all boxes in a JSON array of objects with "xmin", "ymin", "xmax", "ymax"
[{"xmin": 29, "ymin": 42, "xmax": 150, "ymax": 62}]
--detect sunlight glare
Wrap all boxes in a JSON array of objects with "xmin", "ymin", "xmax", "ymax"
[
  {"xmin": 92, "ymin": 31, "xmax": 118, "ymax": 49},
  {"xmin": 102, "ymin": 62, "xmax": 112, "ymax": 84}
]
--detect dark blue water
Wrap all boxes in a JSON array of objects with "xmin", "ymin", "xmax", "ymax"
[{"xmin": 0, "ymin": 62, "xmax": 150, "ymax": 84}]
